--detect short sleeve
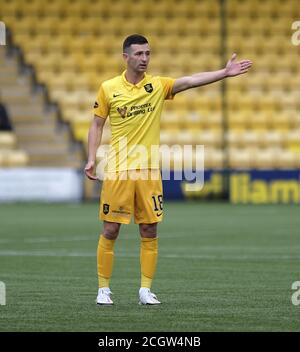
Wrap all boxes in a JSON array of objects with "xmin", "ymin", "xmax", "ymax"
[
  {"xmin": 159, "ymin": 76, "xmax": 176, "ymax": 100},
  {"xmin": 93, "ymin": 84, "xmax": 109, "ymax": 118}
]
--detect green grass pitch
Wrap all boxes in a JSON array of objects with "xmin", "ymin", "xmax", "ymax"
[{"xmin": 0, "ymin": 202, "xmax": 300, "ymax": 331}]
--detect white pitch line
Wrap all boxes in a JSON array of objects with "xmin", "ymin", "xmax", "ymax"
[
  {"xmin": 0, "ymin": 234, "xmax": 178, "ymax": 244},
  {"xmin": 0, "ymin": 250, "xmax": 299, "ymax": 261},
  {"xmin": 24, "ymin": 235, "xmax": 97, "ymax": 243},
  {"xmin": 0, "ymin": 236, "xmax": 96, "ymax": 244},
  {"xmin": 0, "ymin": 250, "xmax": 95, "ymax": 257}
]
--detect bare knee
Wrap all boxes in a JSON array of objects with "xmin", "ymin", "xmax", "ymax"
[
  {"xmin": 103, "ymin": 221, "xmax": 121, "ymax": 240},
  {"xmin": 139, "ymin": 223, "xmax": 158, "ymax": 238}
]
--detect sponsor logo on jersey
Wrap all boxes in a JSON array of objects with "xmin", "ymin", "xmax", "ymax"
[{"xmin": 117, "ymin": 106, "xmax": 127, "ymax": 118}]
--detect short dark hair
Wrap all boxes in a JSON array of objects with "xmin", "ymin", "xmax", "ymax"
[{"xmin": 123, "ymin": 34, "xmax": 148, "ymax": 53}]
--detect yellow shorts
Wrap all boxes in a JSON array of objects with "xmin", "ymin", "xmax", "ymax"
[{"xmin": 99, "ymin": 169, "xmax": 163, "ymax": 224}]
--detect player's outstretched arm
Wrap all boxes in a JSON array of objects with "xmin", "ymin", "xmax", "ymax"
[
  {"xmin": 84, "ymin": 115, "xmax": 106, "ymax": 181},
  {"xmin": 172, "ymin": 53, "xmax": 252, "ymax": 95}
]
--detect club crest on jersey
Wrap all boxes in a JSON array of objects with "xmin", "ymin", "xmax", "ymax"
[
  {"xmin": 117, "ymin": 106, "xmax": 127, "ymax": 118},
  {"xmin": 94, "ymin": 101, "xmax": 99, "ymax": 108},
  {"xmin": 144, "ymin": 83, "xmax": 153, "ymax": 93},
  {"xmin": 103, "ymin": 203, "xmax": 110, "ymax": 215}
]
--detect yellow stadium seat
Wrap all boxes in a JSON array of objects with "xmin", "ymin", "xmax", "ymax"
[
  {"xmin": 160, "ymin": 130, "xmax": 176, "ymax": 145},
  {"xmin": 0, "ymin": 150, "xmax": 29, "ymax": 167},
  {"xmin": 261, "ymin": 131, "xmax": 284, "ymax": 148},
  {"xmin": 183, "ymin": 112, "xmax": 204, "ymax": 129},
  {"xmin": 268, "ymin": 113, "xmax": 292, "ymax": 131},
  {"xmin": 228, "ymin": 148, "xmax": 252, "ymax": 169},
  {"xmin": 195, "ymin": 130, "xmax": 223, "ymax": 148},
  {"xmin": 248, "ymin": 112, "xmax": 268, "ymax": 130},
  {"xmin": 251, "ymin": 148, "xmax": 277, "ymax": 169},
  {"xmin": 176, "ymin": 130, "xmax": 196, "ymax": 145},
  {"xmin": 204, "ymin": 148, "xmax": 224, "ymax": 169},
  {"xmin": 284, "ymin": 129, "xmax": 300, "ymax": 151},
  {"xmin": 275, "ymin": 150, "xmax": 297, "ymax": 169},
  {"xmin": 227, "ymin": 130, "xmax": 259, "ymax": 148},
  {"xmin": 160, "ymin": 111, "xmax": 183, "ymax": 129},
  {"xmin": 0, "ymin": 132, "xmax": 17, "ymax": 150},
  {"xmin": 227, "ymin": 111, "xmax": 251, "ymax": 130}
]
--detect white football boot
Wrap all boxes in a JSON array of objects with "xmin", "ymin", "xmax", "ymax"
[
  {"xmin": 96, "ymin": 287, "xmax": 113, "ymax": 305},
  {"xmin": 139, "ymin": 288, "xmax": 161, "ymax": 305}
]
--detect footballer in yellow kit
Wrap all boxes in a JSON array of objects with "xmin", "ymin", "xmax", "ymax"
[
  {"xmin": 94, "ymin": 71, "xmax": 175, "ymax": 225},
  {"xmin": 84, "ymin": 34, "xmax": 252, "ymax": 305}
]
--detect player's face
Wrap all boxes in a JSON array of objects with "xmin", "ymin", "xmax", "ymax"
[{"xmin": 123, "ymin": 43, "xmax": 151, "ymax": 73}]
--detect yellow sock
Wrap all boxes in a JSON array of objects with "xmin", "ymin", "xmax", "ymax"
[
  {"xmin": 97, "ymin": 234, "xmax": 115, "ymax": 288},
  {"xmin": 140, "ymin": 237, "xmax": 158, "ymax": 289}
]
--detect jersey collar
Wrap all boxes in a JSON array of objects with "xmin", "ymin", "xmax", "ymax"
[{"xmin": 122, "ymin": 70, "xmax": 148, "ymax": 90}]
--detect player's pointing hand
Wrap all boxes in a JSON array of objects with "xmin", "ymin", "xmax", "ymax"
[{"xmin": 224, "ymin": 53, "xmax": 252, "ymax": 77}]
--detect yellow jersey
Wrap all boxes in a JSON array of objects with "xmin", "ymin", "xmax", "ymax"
[{"xmin": 94, "ymin": 71, "xmax": 175, "ymax": 172}]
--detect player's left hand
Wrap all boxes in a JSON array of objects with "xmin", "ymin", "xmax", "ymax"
[{"xmin": 225, "ymin": 53, "xmax": 252, "ymax": 77}]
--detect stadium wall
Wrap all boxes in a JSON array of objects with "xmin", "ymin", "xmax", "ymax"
[
  {"xmin": 0, "ymin": 168, "xmax": 83, "ymax": 202},
  {"xmin": 163, "ymin": 170, "xmax": 300, "ymax": 204}
]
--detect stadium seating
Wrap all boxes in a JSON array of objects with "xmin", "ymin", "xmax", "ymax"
[
  {"xmin": 0, "ymin": 48, "xmax": 28, "ymax": 167},
  {"xmin": 0, "ymin": 44, "xmax": 82, "ymax": 167},
  {"xmin": 0, "ymin": 0, "xmax": 299, "ymax": 169},
  {"xmin": 226, "ymin": 0, "xmax": 300, "ymax": 168},
  {"xmin": 0, "ymin": 131, "xmax": 29, "ymax": 167}
]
